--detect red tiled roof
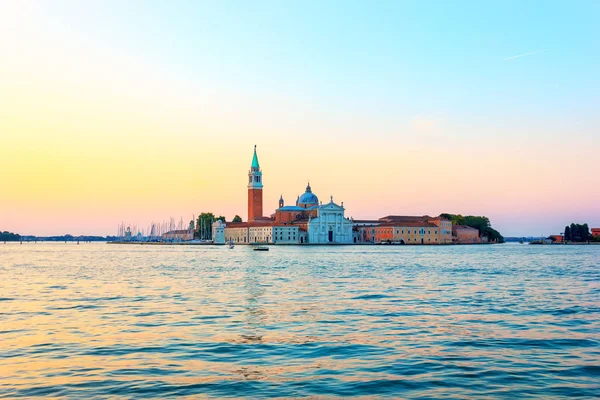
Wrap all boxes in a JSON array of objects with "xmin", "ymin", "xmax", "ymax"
[
  {"xmin": 428, "ymin": 216, "xmax": 450, "ymax": 221},
  {"xmin": 225, "ymin": 222, "xmax": 272, "ymax": 228},
  {"xmin": 379, "ymin": 215, "xmax": 450, "ymax": 223},
  {"xmin": 379, "ymin": 215, "xmax": 429, "ymax": 222},
  {"xmin": 223, "ymin": 223, "xmax": 250, "ymax": 228},
  {"xmin": 453, "ymin": 225, "xmax": 479, "ymax": 232},
  {"xmin": 397, "ymin": 222, "xmax": 438, "ymax": 228},
  {"xmin": 359, "ymin": 221, "xmax": 438, "ymax": 228},
  {"xmin": 225, "ymin": 221, "xmax": 300, "ymax": 228},
  {"xmin": 253, "ymin": 217, "xmax": 275, "ymax": 221}
]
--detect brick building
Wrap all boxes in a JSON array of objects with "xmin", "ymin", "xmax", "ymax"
[
  {"xmin": 355, "ymin": 215, "xmax": 452, "ymax": 244},
  {"xmin": 452, "ymin": 225, "xmax": 481, "ymax": 244}
]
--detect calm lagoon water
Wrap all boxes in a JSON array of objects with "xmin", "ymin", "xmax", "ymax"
[{"xmin": 1, "ymin": 243, "xmax": 599, "ymax": 398}]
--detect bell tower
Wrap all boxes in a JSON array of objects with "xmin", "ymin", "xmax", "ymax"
[{"xmin": 248, "ymin": 145, "xmax": 263, "ymax": 222}]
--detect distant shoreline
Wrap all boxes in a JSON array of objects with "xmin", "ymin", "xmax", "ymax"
[
  {"xmin": 106, "ymin": 241, "xmax": 487, "ymax": 246},
  {"xmin": 529, "ymin": 242, "xmax": 600, "ymax": 246},
  {"xmin": 6, "ymin": 241, "xmax": 598, "ymax": 246}
]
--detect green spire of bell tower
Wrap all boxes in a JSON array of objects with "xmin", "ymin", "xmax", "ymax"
[
  {"xmin": 248, "ymin": 145, "xmax": 263, "ymax": 189},
  {"xmin": 251, "ymin": 145, "xmax": 260, "ymax": 170}
]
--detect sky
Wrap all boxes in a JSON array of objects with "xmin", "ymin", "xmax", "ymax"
[{"xmin": 1, "ymin": 0, "xmax": 598, "ymax": 237}]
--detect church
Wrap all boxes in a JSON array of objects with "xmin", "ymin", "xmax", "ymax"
[
  {"xmin": 218, "ymin": 146, "xmax": 353, "ymax": 244},
  {"xmin": 273, "ymin": 183, "xmax": 353, "ymax": 244}
]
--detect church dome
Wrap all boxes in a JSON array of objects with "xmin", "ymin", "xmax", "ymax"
[{"xmin": 298, "ymin": 183, "xmax": 319, "ymax": 206}]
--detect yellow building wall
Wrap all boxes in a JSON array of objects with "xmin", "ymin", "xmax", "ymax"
[
  {"xmin": 392, "ymin": 226, "xmax": 441, "ymax": 244},
  {"xmin": 249, "ymin": 227, "xmax": 272, "ymax": 243},
  {"xmin": 225, "ymin": 227, "xmax": 249, "ymax": 243}
]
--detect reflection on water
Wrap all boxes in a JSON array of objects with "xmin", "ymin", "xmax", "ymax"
[
  {"xmin": 0, "ymin": 243, "xmax": 599, "ymax": 398},
  {"xmin": 240, "ymin": 266, "xmax": 266, "ymax": 343}
]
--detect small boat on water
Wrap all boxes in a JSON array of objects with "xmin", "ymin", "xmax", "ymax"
[
  {"xmin": 253, "ymin": 246, "xmax": 269, "ymax": 251},
  {"xmin": 228, "ymin": 240, "xmax": 234, "ymax": 249}
]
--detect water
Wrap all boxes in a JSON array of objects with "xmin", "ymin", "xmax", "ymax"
[{"xmin": 1, "ymin": 243, "xmax": 599, "ymax": 398}]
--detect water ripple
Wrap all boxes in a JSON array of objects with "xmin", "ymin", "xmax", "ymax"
[{"xmin": 0, "ymin": 243, "xmax": 599, "ymax": 398}]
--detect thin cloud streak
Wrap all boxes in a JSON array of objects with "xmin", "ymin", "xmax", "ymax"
[{"xmin": 504, "ymin": 49, "xmax": 546, "ymax": 60}]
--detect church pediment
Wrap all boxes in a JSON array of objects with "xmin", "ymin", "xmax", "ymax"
[{"xmin": 321, "ymin": 202, "xmax": 343, "ymax": 211}]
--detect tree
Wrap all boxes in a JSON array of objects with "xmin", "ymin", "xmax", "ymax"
[
  {"xmin": 232, "ymin": 215, "xmax": 242, "ymax": 223},
  {"xmin": 566, "ymin": 223, "xmax": 591, "ymax": 242},
  {"xmin": 570, "ymin": 223, "xmax": 579, "ymax": 241},
  {"xmin": 441, "ymin": 213, "xmax": 466, "ymax": 226},
  {"xmin": 581, "ymin": 224, "xmax": 590, "ymax": 242},
  {"xmin": 0, "ymin": 231, "xmax": 21, "ymax": 241},
  {"xmin": 195, "ymin": 214, "xmax": 227, "ymax": 240},
  {"xmin": 440, "ymin": 213, "xmax": 504, "ymax": 243},
  {"xmin": 196, "ymin": 213, "xmax": 215, "ymax": 240}
]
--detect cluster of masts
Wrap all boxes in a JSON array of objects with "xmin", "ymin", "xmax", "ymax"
[{"xmin": 116, "ymin": 216, "xmax": 194, "ymax": 241}]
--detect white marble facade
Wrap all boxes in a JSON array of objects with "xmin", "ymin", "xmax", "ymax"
[{"xmin": 307, "ymin": 199, "xmax": 353, "ymax": 244}]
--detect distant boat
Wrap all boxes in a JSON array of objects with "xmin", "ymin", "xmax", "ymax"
[
  {"xmin": 228, "ymin": 240, "xmax": 234, "ymax": 249},
  {"xmin": 253, "ymin": 246, "xmax": 269, "ymax": 251}
]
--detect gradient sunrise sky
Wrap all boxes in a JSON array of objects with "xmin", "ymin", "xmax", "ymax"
[{"xmin": 1, "ymin": 0, "xmax": 598, "ymax": 237}]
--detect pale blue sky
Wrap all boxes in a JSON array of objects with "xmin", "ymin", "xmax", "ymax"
[{"xmin": 44, "ymin": 0, "xmax": 599, "ymax": 122}]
